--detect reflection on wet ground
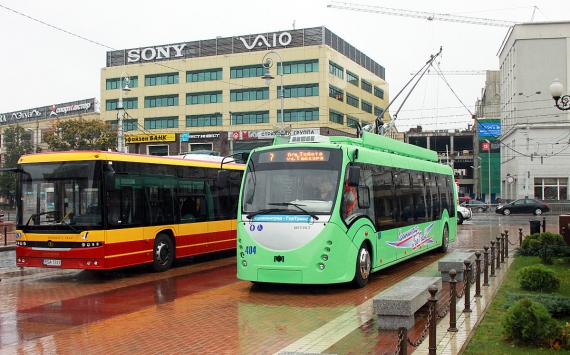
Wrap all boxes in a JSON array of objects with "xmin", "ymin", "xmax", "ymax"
[{"xmin": 0, "ymin": 214, "xmax": 562, "ymax": 354}]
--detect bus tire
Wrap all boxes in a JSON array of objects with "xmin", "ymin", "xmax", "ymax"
[
  {"xmin": 438, "ymin": 224, "xmax": 449, "ymax": 253},
  {"xmin": 152, "ymin": 233, "xmax": 174, "ymax": 272},
  {"xmin": 352, "ymin": 243, "xmax": 371, "ymax": 288}
]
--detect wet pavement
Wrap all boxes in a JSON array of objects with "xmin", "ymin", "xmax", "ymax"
[{"xmin": 0, "ymin": 213, "xmax": 562, "ymax": 354}]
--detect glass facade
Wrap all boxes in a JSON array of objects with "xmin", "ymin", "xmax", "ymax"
[
  {"xmin": 145, "ymin": 95, "xmax": 179, "ymax": 108},
  {"xmin": 278, "ymin": 84, "xmax": 319, "ymax": 98},
  {"xmin": 329, "ymin": 61, "xmax": 343, "ymax": 79},
  {"xmin": 144, "ymin": 116, "xmax": 178, "ymax": 129},
  {"xmin": 186, "ymin": 69, "xmax": 222, "ymax": 82},
  {"xmin": 186, "ymin": 114, "xmax": 223, "ymax": 127},
  {"xmin": 145, "ymin": 73, "xmax": 179, "ymax": 86},
  {"xmin": 186, "ymin": 92, "xmax": 222, "ymax": 105},
  {"xmin": 278, "ymin": 108, "xmax": 319, "ymax": 122},
  {"xmin": 230, "ymin": 88, "xmax": 269, "ymax": 102},
  {"xmin": 329, "ymin": 109, "xmax": 343, "ymax": 124},
  {"xmin": 106, "ymin": 98, "xmax": 138, "ymax": 111}
]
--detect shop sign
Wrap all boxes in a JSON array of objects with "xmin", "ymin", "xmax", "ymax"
[
  {"xmin": 127, "ymin": 44, "xmax": 186, "ymax": 63},
  {"xmin": 125, "ymin": 133, "xmax": 176, "ymax": 144},
  {"xmin": 239, "ymin": 32, "xmax": 292, "ymax": 50},
  {"xmin": 229, "ymin": 128, "xmax": 320, "ymax": 140},
  {"xmin": 180, "ymin": 133, "xmax": 220, "ymax": 142}
]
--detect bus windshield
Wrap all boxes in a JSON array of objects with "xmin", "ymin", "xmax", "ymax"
[
  {"xmin": 242, "ymin": 148, "xmax": 342, "ymax": 215},
  {"xmin": 19, "ymin": 161, "xmax": 102, "ymax": 230}
]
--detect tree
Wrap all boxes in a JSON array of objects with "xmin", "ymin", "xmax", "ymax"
[
  {"xmin": 0, "ymin": 125, "xmax": 33, "ymax": 205},
  {"xmin": 43, "ymin": 117, "xmax": 117, "ymax": 151}
]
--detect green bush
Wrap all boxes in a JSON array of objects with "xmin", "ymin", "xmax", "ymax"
[
  {"xmin": 505, "ymin": 293, "xmax": 570, "ymax": 318},
  {"xmin": 502, "ymin": 297, "xmax": 564, "ymax": 347},
  {"xmin": 516, "ymin": 232, "xmax": 569, "ymax": 264},
  {"xmin": 516, "ymin": 264, "xmax": 560, "ymax": 292}
]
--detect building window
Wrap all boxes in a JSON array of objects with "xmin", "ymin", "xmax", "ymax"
[
  {"xmin": 329, "ymin": 61, "xmax": 344, "ymax": 79},
  {"xmin": 534, "ymin": 178, "xmax": 568, "ymax": 200},
  {"xmin": 347, "ymin": 70, "xmax": 359, "ymax": 87},
  {"xmin": 374, "ymin": 86, "xmax": 384, "ymax": 99},
  {"xmin": 233, "ymin": 111, "xmax": 269, "ymax": 125},
  {"xmin": 278, "ymin": 84, "xmax": 319, "ymax": 98},
  {"xmin": 231, "ymin": 65, "xmax": 264, "ymax": 78},
  {"xmin": 144, "ymin": 95, "xmax": 179, "ymax": 108},
  {"xmin": 361, "ymin": 79, "xmax": 372, "ymax": 93},
  {"xmin": 144, "ymin": 116, "xmax": 178, "ymax": 129},
  {"xmin": 361, "ymin": 100, "xmax": 372, "ymax": 114},
  {"xmin": 186, "ymin": 113, "xmax": 222, "ymax": 127},
  {"xmin": 186, "ymin": 68, "xmax": 222, "ymax": 82},
  {"xmin": 347, "ymin": 115, "xmax": 359, "ymax": 128},
  {"xmin": 230, "ymin": 88, "xmax": 269, "ymax": 102},
  {"xmin": 346, "ymin": 93, "xmax": 359, "ymax": 108},
  {"xmin": 106, "ymin": 98, "xmax": 138, "ymax": 111},
  {"xmin": 329, "ymin": 85, "xmax": 344, "ymax": 102},
  {"xmin": 147, "ymin": 145, "xmax": 169, "ymax": 156},
  {"xmin": 106, "ymin": 76, "xmax": 138, "ymax": 90},
  {"xmin": 278, "ymin": 59, "xmax": 319, "ymax": 74},
  {"xmin": 106, "ymin": 118, "xmax": 138, "ymax": 131},
  {"xmin": 278, "ymin": 108, "xmax": 319, "ymax": 123},
  {"xmin": 145, "ymin": 73, "xmax": 179, "ymax": 86},
  {"xmin": 374, "ymin": 105, "xmax": 384, "ymax": 117},
  {"xmin": 186, "ymin": 91, "xmax": 222, "ymax": 105},
  {"xmin": 190, "ymin": 143, "xmax": 214, "ymax": 153},
  {"xmin": 329, "ymin": 109, "xmax": 344, "ymax": 124}
]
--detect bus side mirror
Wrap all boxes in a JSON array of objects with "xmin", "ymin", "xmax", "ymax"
[
  {"xmin": 347, "ymin": 166, "xmax": 360, "ymax": 187},
  {"xmin": 216, "ymin": 170, "xmax": 228, "ymax": 189},
  {"xmin": 105, "ymin": 172, "xmax": 115, "ymax": 192},
  {"xmin": 240, "ymin": 152, "xmax": 249, "ymax": 163}
]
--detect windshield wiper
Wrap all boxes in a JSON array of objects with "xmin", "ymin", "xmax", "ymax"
[
  {"xmin": 24, "ymin": 210, "xmax": 78, "ymax": 232},
  {"xmin": 246, "ymin": 208, "xmax": 288, "ymax": 219},
  {"xmin": 268, "ymin": 202, "xmax": 319, "ymax": 221}
]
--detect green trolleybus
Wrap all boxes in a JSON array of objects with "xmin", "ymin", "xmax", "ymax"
[{"xmin": 234, "ymin": 131, "xmax": 457, "ymax": 287}]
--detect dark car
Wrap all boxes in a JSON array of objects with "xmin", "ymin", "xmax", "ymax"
[
  {"xmin": 460, "ymin": 200, "xmax": 489, "ymax": 212},
  {"xmin": 495, "ymin": 198, "xmax": 550, "ymax": 216}
]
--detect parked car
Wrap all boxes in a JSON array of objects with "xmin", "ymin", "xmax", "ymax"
[
  {"xmin": 460, "ymin": 200, "xmax": 489, "ymax": 212},
  {"xmin": 495, "ymin": 198, "xmax": 550, "ymax": 216},
  {"xmin": 456, "ymin": 205, "xmax": 472, "ymax": 225}
]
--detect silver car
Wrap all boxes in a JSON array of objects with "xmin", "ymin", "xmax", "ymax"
[{"xmin": 457, "ymin": 205, "xmax": 472, "ymax": 225}]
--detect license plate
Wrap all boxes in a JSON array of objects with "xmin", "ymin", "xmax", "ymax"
[{"xmin": 42, "ymin": 259, "xmax": 62, "ymax": 266}]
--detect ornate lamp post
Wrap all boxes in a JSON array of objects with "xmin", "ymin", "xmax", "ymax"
[
  {"xmin": 261, "ymin": 51, "xmax": 290, "ymax": 136},
  {"xmin": 117, "ymin": 72, "xmax": 131, "ymax": 152},
  {"xmin": 550, "ymin": 78, "xmax": 570, "ymax": 110}
]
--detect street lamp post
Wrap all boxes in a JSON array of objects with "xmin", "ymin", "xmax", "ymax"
[
  {"xmin": 261, "ymin": 51, "xmax": 289, "ymax": 136},
  {"xmin": 485, "ymin": 139, "xmax": 491, "ymax": 203},
  {"xmin": 116, "ymin": 72, "xmax": 131, "ymax": 152},
  {"xmin": 470, "ymin": 164, "xmax": 481, "ymax": 198},
  {"xmin": 229, "ymin": 111, "xmax": 233, "ymax": 155},
  {"xmin": 550, "ymin": 78, "xmax": 570, "ymax": 110},
  {"xmin": 27, "ymin": 128, "xmax": 36, "ymax": 153}
]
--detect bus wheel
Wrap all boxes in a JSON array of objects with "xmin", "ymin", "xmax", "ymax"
[
  {"xmin": 152, "ymin": 233, "xmax": 174, "ymax": 272},
  {"xmin": 352, "ymin": 243, "xmax": 371, "ymax": 288},
  {"xmin": 438, "ymin": 224, "xmax": 449, "ymax": 253}
]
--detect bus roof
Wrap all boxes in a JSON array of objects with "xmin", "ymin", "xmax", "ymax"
[
  {"xmin": 277, "ymin": 132, "xmax": 439, "ymax": 163},
  {"xmin": 17, "ymin": 151, "xmax": 245, "ymax": 170}
]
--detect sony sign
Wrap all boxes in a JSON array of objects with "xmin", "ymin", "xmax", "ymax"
[
  {"xmin": 128, "ymin": 44, "xmax": 186, "ymax": 63},
  {"xmin": 239, "ymin": 32, "xmax": 292, "ymax": 50}
]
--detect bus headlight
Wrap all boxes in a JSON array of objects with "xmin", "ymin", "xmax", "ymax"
[
  {"xmin": 322, "ymin": 254, "xmax": 328, "ymax": 261},
  {"xmin": 242, "ymin": 260, "xmax": 248, "ymax": 267},
  {"xmin": 240, "ymin": 252, "xmax": 245, "ymax": 258},
  {"xmin": 318, "ymin": 263, "xmax": 325, "ymax": 270}
]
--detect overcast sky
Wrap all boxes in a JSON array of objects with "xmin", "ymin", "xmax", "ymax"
[{"xmin": 0, "ymin": 0, "xmax": 564, "ymax": 132}]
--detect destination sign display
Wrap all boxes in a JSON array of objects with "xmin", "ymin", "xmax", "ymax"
[{"xmin": 259, "ymin": 150, "xmax": 330, "ymax": 163}]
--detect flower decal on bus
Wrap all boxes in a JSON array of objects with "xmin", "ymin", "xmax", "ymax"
[{"xmin": 386, "ymin": 223, "xmax": 435, "ymax": 250}]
